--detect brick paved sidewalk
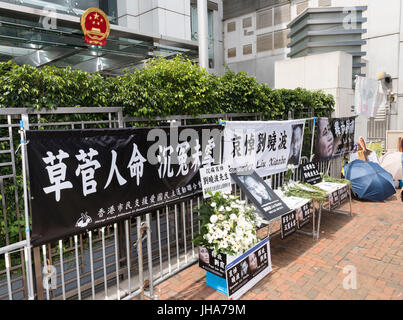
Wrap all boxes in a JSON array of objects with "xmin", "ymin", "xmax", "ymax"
[{"xmin": 154, "ymin": 194, "xmax": 403, "ymax": 300}]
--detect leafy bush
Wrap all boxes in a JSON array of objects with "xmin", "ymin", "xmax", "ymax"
[
  {"xmin": 111, "ymin": 56, "xmax": 221, "ymax": 117},
  {"xmin": 0, "ymin": 62, "xmax": 112, "ymax": 109},
  {"xmin": 0, "ymin": 56, "xmax": 335, "ymax": 118}
]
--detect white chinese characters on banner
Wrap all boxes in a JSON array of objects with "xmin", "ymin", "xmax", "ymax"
[{"xmin": 223, "ymin": 120, "xmax": 305, "ymax": 176}]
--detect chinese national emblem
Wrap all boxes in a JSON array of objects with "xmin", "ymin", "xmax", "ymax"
[{"xmin": 80, "ymin": 8, "xmax": 110, "ymax": 46}]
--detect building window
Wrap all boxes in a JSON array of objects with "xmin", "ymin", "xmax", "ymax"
[
  {"xmin": 191, "ymin": 4, "xmax": 215, "ymax": 68},
  {"xmin": 0, "ymin": 0, "xmax": 118, "ymax": 22},
  {"xmin": 274, "ymin": 4, "xmax": 291, "ymax": 26},
  {"xmin": 257, "ymin": 33, "xmax": 273, "ymax": 52},
  {"xmin": 227, "ymin": 21, "xmax": 236, "ymax": 33},
  {"xmin": 228, "ymin": 47, "xmax": 236, "ymax": 58},
  {"xmin": 243, "ymin": 44, "xmax": 252, "ymax": 55},
  {"xmin": 273, "ymin": 29, "xmax": 290, "ymax": 50},
  {"xmin": 256, "ymin": 9, "xmax": 272, "ymax": 29},
  {"xmin": 243, "ymin": 17, "xmax": 252, "ymax": 29}
]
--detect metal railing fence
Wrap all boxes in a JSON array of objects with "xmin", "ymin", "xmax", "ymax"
[{"xmin": 0, "ymin": 107, "xmax": 339, "ymax": 300}]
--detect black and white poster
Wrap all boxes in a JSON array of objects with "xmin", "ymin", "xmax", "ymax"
[
  {"xmin": 329, "ymin": 190, "xmax": 340, "ymax": 209},
  {"xmin": 313, "ymin": 117, "xmax": 355, "ymax": 162},
  {"xmin": 231, "ymin": 171, "xmax": 290, "ymax": 222},
  {"xmin": 297, "ymin": 202, "xmax": 313, "ymax": 228},
  {"xmin": 223, "ymin": 120, "xmax": 305, "ymax": 176},
  {"xmin": 225, "ymin": 237, "xmax": 272, "ymax": 300},
  {"xmin": 302, "ymin": 162, "xmax": 322, "ymax": 185},
  {"xmin": 338, "ymin": 185, "xmax": 349, "ymax": 204},
  {"xmin": 198, "ymin": 247, "xmax": 227, "ymax": 278},
  {"xmin": 26, "ymin": 125, "xmax": 222, "ymax": 246},
  {"xmin": 280, "ymin": 211, "xmax": 297, "ymax": 239},
  {"xmin": 199, "ymin": 164, "xmax": 231, "ymax": 198}
]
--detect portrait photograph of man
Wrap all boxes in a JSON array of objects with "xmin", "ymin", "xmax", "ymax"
[
  {"xmin": 238, "ymin": 174, "xmax": 273, "ymax": 206},
  {"xmin": 287, "ymin": 124, "xmax": 304, "ymax": 166}
]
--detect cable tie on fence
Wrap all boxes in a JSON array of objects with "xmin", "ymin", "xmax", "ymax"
[{"xmin": 15, "ymin": 140, "xmax": 29, "ymax": 155}]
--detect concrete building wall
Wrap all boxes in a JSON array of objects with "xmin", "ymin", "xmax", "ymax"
[
  {"xmin": 275, "ymin": 51, "xmax": 354, "ymax": 117},
  {"xmin": 223, "ymin": 0, "xmax": 403, "ymax": 131},
  {"xmin": 361, "ymin": 0, "xmax": 402, "ymax": 131},
  {"xmin": 117, "ymin": 0, "xmax": 224, "ymax": 75},
  {"xmin": 117, "ymin": 0, "xmax": 191, "ymax": 40}
]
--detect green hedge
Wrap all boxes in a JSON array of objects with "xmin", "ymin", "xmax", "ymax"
[{"xmin": 0, "ymin": 56, "xmax": 334, "ymax": 118}]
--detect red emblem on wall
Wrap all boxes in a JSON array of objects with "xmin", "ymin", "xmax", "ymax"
[{"xmin": 80, "ymin": 8, "xmax": 110, "ymax": 46}]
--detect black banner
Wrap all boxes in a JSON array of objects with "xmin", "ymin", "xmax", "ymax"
[
  {"xmin": 313, "ymin": 117, "xmax": 355, "ymax": 162},
  {"xmin": 26, "ymin": 125, "xmax": 221, "ymax": 246}
]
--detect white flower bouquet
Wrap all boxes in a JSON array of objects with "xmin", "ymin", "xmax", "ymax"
[{"xmin": 193, "ymin": 191, "xmax": 263, "ymax": 256}]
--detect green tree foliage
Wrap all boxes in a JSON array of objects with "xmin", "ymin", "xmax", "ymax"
[
  {"xmin": 0, "ymin": 56, "xmax": 334, "ymax": 117},
  {"xmin": 111, "ymin": 56, "xmax": 221, "ymax": 117}
]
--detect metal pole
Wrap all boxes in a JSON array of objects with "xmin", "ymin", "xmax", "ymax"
[
  {"xmin": 182, "ymin": 202, "xmax": 188, "ymax": 264},
  {"xmin": 157, "ymin": 210, "xmax": 163, "ymax": 278},
  {"xmin": 310, "ymin": 117, "xmax": 317, "ymax": 161},
  {"xmin": 42, "ymin": 245, "xmax": 50, "ymax": 300},
  {"xmin": 114, "ymin": 223, "xmax": 121, "ymax": 300},
  {"xmin": 74, "ymin": 235, "xmax": 81, "ymax": 300},
  {"xmin": 125, "ymin": 220, "xmax": 132, "ymax": 295},
  {"xmin": 58, "ymin": 240, "xmax": 66, "ymax": 300},
  {"xmin": 19, "ymin": 121, "xmax": 35, "ymax": 300},
  {"xmin": 190, "ymin": 199, "xmax": 195, "ymax": 258},
  {"xmin": 197, "ymin": 0, "xmax": 209, "ymax": 69},
  {"xmin": 88, "ymin": 231, "xmax": 95, "ymax": 300},
  {"xmin": 166, "ymin": 206, "xmax": 171, "ymax": 274},
  {"xmin": 101, "ymin": 227, "xmax": 108, "ymax": 299},
  {"xmin": 174, "ymin": 204, "xmax": 180, "ymax": 269},
  {"xmin": 146, "ymin": 213, "xmax": 154, "ymax": 298},
  {"xmin": 316, "ymin": 204, "xmax": 322, "ymax": 240},
  {"xmin": 5, "ymin": 253, "xmax": 12, "ymax": 300}
]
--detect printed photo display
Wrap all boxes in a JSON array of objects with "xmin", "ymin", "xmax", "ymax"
[
  {"xmin": 231, "ymin": 171, "xmax": 290, "ymax": 221},
  {"xmin": 339, "ymin": 186, "xmax": 349, "ymax": 203},
  {"xmin": 26, "ymin": 125, "xmax": 222, "ymax": 245},
  {"xmin": 297, "ymin": 202, "xmax": 313, "ymax": 228},
  {"xmin": 225, "ymin": 237, "xmax": 272, "ymax": 300},
  {"xmin": 313, "ymin": 117, "xmax": 356, "ymax": 162},
  {"xmin": 198, "ymin": 247, "xmax": 227, "ymax": 278},
  {"xmin": 329, "ymin": 186, "xmax": 349, "ymax": 209},
  {"xmin": 223, "ymin": 120, "xmax": 306, "ymax": 176}
]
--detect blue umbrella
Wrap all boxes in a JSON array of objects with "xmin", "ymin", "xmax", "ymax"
[{"xmin": 344, "ymin": 159, "xmax": 396, "ymax": 202}]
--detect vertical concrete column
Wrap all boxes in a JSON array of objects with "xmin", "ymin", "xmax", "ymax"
[{"xmin": 197, "ymin": 0, "xmax": 209, "ymax": 69}]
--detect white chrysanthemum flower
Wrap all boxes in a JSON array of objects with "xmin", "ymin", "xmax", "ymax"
[
  {"xmin": 210, "ymin": 215, "xmax": 218, "ymax": 224},
  {"xmin": 211, "ymin": 202, "xmax": 217, "ymax": 208}
]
